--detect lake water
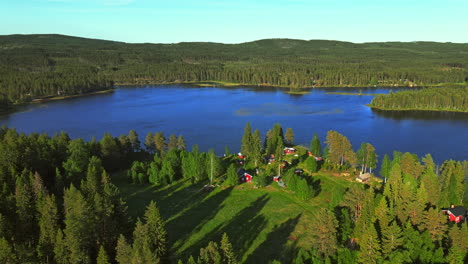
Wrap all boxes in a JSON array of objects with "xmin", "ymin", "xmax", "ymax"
[{"xmin": 0, "ymin": 85, "xmax": 467, "ymax": 164}]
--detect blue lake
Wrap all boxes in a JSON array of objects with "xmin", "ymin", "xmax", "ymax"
[{"xmin": 0, "ymin": 85, "xmax": 467, "ymax": 164}]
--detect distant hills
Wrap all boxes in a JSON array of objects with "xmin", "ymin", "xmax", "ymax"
[{"xmin": 0, "ymin": 34, "xmax": 467, "ymax": 106}]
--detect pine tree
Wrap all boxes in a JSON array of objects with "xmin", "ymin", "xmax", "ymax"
[
  {"xmin": 168, "ymin": 134, "xmax": 178, "ymax": 150},
  {"xmin": 144, "ymin": 201, "xmax": 168, "ymax": 261},
  {"xmin": 100, "ymin": 133, "xmax": 122, "ymax": 170},
  {"xmin": 198, "ymin": 241, "xmax": 222, "ymax": 264},
  {"xmin": 357, "ymin": 223, "xmax": 381, "ymax": 264},
  {"xmin": 421, "ymin": 207, "xmax": 447, "ymax": 241},
  {"xmin": 54, "ymin": 229, "xmax": 68, "ymax": 264},
  {"xmin": 37, "ymin": 194, "xmax": 59, "ymax": 262},
  {"xmin": 310, "ymin": 133, "xmax": 321, "ymax": 157},
  {"xmin": 251, "ymin": 129, "xmax": 263, "ymax": 167},
  {"xmin": 154, "ymin": 132, "xmax": 167, "ymax": 155},
  {"xmin": 96, "ymin": 245, "xmax": 111, "ymax": 264},
  {"xmin": 63, "ymin": 185, "xmax": 94, "ymax": 264},
  {"xmin": 274, "ymin": 136, "xmax": 284, "ymax": 162},
  {"xmin": 177, "ymin": 135, "xmax": 186, "ymax": 150},
  {"xmin": 310, "ymin": 208, "xmax": 338, "ymax": 257},
  {"xmin": 241, "ymin": 122, "xmax": 253, "ymax": 156},
  {"xmin": 381, "ymin": 221, "xmax": 403, "ymax": 255},
  {"xmin": 128, "ymin": 129, "xmax": 141, "ymax": 152},
  {"xmin": 145, "ymin": 132, "xmax": 155, "ymax": 153},
  {"xmin": 220, "ymin": 233, "xmax": 237, "ymax": 264},
  {"xmin": 380, "ymin": 154, "xmax": 391, "ymax": 179},
  {"xmin": 62, "ymin": 138, "xmax": 90, "ymax": 186},
  {"xmin": 284, "ymin": 128, "xmax": 294, "ymax": 146},
  {"xmin": 115, "ymin": 234, "xmax": 132, "ymax": 264}
]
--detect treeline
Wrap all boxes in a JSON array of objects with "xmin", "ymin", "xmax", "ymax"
[
  {"xmin": 0, "ymin": 124, "xmax": 467, "ymax": 263},
  {"xmin": 370, "ymin": 86, "xmax": 468, "ymax": 112},
  {"xmin": 1, "ymin": 34, "xmax": 468, "ymax": 108}
]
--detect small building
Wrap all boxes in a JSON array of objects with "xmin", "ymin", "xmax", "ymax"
[
  {"xmin": 238, "ymin": 152, "xmax": 245, "ymax": 159},
  {"xmin": 280, "ymin": 160, "xmax": 289, "ymax": 169},
  {"xmin": 284, "ymin": 147, "xmax": 296, "ymax": 155},
  {"xmin": 442, "ymin": 206, "xmax": 466, "ymax": 223},
  {"xmin": 273, "ymin": 176, "xmax": 280, "ymax": 182},
  {"xmin": 294, "ymin": 169, "xmax": 303, "ymax": 175},
  {"xmin": 239, "ymin": 173, "xmax": 253, "ymax": 183},
  {"xmin": 356, "ymin": 173, "xmax": 371, "ymax": 183}
]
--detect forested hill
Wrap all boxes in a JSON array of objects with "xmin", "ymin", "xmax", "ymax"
[{"xmin": 1, "ymin": 34, "xmax": 467, "ymax": 107}]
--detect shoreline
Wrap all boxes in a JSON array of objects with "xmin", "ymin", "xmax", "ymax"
[
  {"xmin": 367, "ymin": 105, "xmax": 468, "ymax": 114},
  {"xmin": 114, "ymin": 80, "xmax": 418, "ymax": 89},
  {"xmin": 28, "ymin": 89, "xmax": 115, "ymax": 104}
]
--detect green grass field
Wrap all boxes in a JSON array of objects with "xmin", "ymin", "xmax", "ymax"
[{"xmin": 114, "ymin": 172, "xmax": 356, "ymax": 263}]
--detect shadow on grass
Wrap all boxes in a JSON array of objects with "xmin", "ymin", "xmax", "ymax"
[
  {"xmin": 180, "ymin": 194, "xmax": 270, "ymax": 261},
  {"xmin": 245, "ymin": 214, "xmax": 302, "ymax": 264},
  {"xmin": 167, "ymin": 187, "xmax": 235, "ymax": 254}
]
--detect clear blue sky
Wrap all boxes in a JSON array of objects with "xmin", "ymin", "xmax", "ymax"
[{"xmin": 1, "ymin": 0, "xmax": 467, "ymax": 44}]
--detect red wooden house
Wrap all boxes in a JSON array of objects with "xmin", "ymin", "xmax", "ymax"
[
  {"xmin": 442, "ymin": 206, "xmax": 466, "ymax": 223},
  {"xmin": 239, "ymin": 173, "xmax": 253, "ymax": 183},
  {"xmin": 284, "ymin": 147, "xmax": 296, "ymax": 155}
]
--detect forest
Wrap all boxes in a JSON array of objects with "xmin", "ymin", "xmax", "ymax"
[
  {"xmin": 369, "ymin": 85, "xmax": 468, "ymax": 113},
  {"xmin": 0, "ymin": 123, "xmax": 466, "ymax": 263},
  {"xmin": 1, "ymin": 34, "xmax": 468, "ymax": 109}
]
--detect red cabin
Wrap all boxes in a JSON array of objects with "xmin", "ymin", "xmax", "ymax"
[
  {"xmin": 442, "ymin": 206, "xmax": 466, "ymax": 223},
  {"xmin": 238, "ymin": 152, "xmax": 245, "ymax": 159},
  {"xmin": 273, "ymin": 176, "xmax": 280, "ymax": 182},
  {"xmin": 284, "ymin": 147, "xmax": 296, "ymax": 155},
  {"xmin": 239, "ymin": 173, "xmax": 253, "ymax": 183}
]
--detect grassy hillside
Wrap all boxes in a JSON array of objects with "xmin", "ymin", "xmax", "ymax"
[
  {"xmin": 0, "ymin": 34, "xmax": 467, "ymax": 108},
  {"xmin": 114, "ymin": 172, "xmax": 356, "ymax": 263}
]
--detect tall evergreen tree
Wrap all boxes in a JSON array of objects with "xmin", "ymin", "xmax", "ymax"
[
  {"xmin": 310, "ymin": 133, "xmax": 321, "ymax": 157},
  {"xmin": 251, "ymin": 129, "xmax": 263, "ymax": 167},
  {"xmin": 379, "ymin": 154, "xmax": 391, "ymax": 180},
  {"xmin": 225, "ymin": 164, "xmax": 238, "ymax": 186},
  {"xmin": 0, "ymin": 237, "xmax": 17, "ymax": 264},
  {"xmin": 177, "ymin": 135, "xmax": 186, "ymax": 151},
  {"xmin": 220, "ymin": 233, "xmax": 237, "ymax": 264},
  {"xmin": 145, "ymin": 132, "xmax": 155, "ymax": 153},
  {"xmin": 37, "ymin": 194, "xmax": 59, "ymax": 263},
  {"xmin": 96, "ymin": 245, "xmax": 111, "ymax": 264},
  {"xmin": 284, "ymin": 128, "xmax": 294, "ymax": 146},
  {"xmin": 62, "ymin": 185, "xmax": 94, "ymax": 264},
  {"xmin": 168, "ymin": 134, "xmax": 178, "ymax": 150},
  {"xmin": 154, "ymin": 132, "xmax": 167, "ymax": 155},
  {"xmin": 115, "ymin": 235, "xmax": 132, "ymax": 264},
  {"xmin": 310, "ymin": 208, "xmax": 338, "ymax": 257},
  {"xmin": 241, "ymin": 122, "xmax": 253, "ymax": 156},
  {"xmin": 357, "ymin": 223, "xmax": 381, "ymax": 264},
  {"xmin": 128, "ymin": 129, "xmax": 141, "ymax": 152}
]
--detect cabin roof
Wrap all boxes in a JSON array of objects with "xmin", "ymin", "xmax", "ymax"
[{"xmin": 448, "ymin": 206, "xmax": 466, "ymax": 216}]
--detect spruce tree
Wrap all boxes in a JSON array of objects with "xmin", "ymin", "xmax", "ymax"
[
  {"xmin": 144, "ymin": 201, "xmax": 168, "ymax": 261},
  {"xmin": 241, "ymin": 122, "xmax": 253, "ymax": 156},
  {"xmin": 63, "ymin": 185, "xmax": 94, "ymax": 264},
  {"xmin": 379, "ymin": 154, "xmax": 391, "ymax": 179},
  {"xmin": 381, "ymin": 221, "xmax": 403, "ymax": 255},
  {"xmin": 115, "ymin": 235, "xmax": 132, "ymax": 264},
  {"xmin": 96, "ymin": 245, "xmax": 111, "ymax": 264},
  {"xmin": 37, "ymin": 194, "xmax": 59, "ymax": 262},
  {"xmin": 220, "ymin": 233, "xmax": 237, "ymax": 264},
  {"xmin": 357, "ymin": 223, "xmax": 381, "ymax": 264},
  {"xmin": 251, "ymin": 129, "xmax": 263, "ymax": 167},
  {"xmin": 310, "ymin": 133, "xmax": 321, "ymax": 157},
  {"xmin": 284, "ymin": 127, "xmax": 294, "ymax": 146},
  {"xmin": 304, "ymin": 156, "xmax": 317, "ymax": 173}
]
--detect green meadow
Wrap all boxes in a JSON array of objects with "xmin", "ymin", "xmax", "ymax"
[{"xmin": 114, "ymin": 172, "xmax": 356, "ymax": 263}]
